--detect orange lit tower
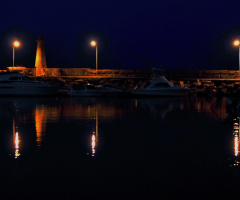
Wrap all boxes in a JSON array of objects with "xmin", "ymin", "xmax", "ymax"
[{"xmin": 35, "ymin": 36, "xmax": 47, "ymax": 76}]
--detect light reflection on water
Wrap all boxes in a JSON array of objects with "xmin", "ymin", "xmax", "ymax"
[
  {"xmin": 232, "ymin": 117, "xmax": 240, "ymax": 166},
  {"xmin": 35, "ymin": 105, "xmax": 47, "ymax": 148},
  {"xmin": 2, "ymin": 96, "xmax": 240, "ymax": 198},
  {"xmin": 92, "ymin": 134, "xmax": 96, "ymax": 157},
  {"xmin": 14, "ymin": 127, "xmax": 20, "ymax": 159},
  {"xmin": 3, "ymin": 97, "xmax": 233, "ymax": 158},
  {"xmin": 1, "ymin": 97, "xmax": 232, "ymax": 155}
]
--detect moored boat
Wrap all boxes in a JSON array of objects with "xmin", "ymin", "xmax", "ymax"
[
  {"xmin": 70, "ymin": 83, "xmax": 123, "ymax": 97},
  {"xmin": 128, "ymin": 76, "xmax": 190, "ymax": 96},
  {"xmin": 0, "ymin": 72, "xmax": 70, "ymax": 96}
]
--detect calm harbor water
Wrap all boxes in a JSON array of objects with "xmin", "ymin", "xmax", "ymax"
[{"xmin": 0, "ymin": 96, "xmax": 239, "ymax": 199}]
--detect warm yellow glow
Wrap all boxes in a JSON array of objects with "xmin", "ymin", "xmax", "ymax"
[
  {"xmin": 234, "ymin": 130, "xmax": 239, "ymax": 134},
  {"xmin": 234, "ymin": 136, "xmax": 239, "ymax": 156},
  {"xmin": 135, "ymin": 99, "xmax": 138, "ymax": 108},
  {"xmin": 234, "ymin": 40, "xmax": 240, "ymax": 46},
  {"xmin": 234, "ymin": 125, "xmax": 239, "ymax": 130},
  {"xmin": 92, "ymin": 134, "xmax": 96, "ymax": 156},
  {"xmin": 35, "ymin": 106, "xmax": 47, "ymax": 148},
  {"xmin": 15, "ymin": 132, "xmax": 19, "ymax": 149},
  {"xmin": 15, "ymin": 132, "xmax": 20, "ymax": 158},
  {"xmin": 180, "ymin": 103, "xmax": 184, "ymax": 110},
  {"xmin": 13, "ymin": 41, "xmax": 20, "ymax": 48},
  {"xmin": 91, "ymin": 41, "xmax": 97, "ymax": 47}
]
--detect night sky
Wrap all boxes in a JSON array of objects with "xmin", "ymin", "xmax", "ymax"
[{"xmin": 0, "ymin": 0, "xmax": 240, "ymax": 70}]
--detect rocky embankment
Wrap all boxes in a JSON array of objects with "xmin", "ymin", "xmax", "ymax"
[{"xmin": 34, "ymin": 76, "xmax": 240, "ymax": 97}]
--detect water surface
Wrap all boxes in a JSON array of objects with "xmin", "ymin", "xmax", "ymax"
[{"xmin": 0, "ymin": 96, "xmax": 239, "ymax": 200}]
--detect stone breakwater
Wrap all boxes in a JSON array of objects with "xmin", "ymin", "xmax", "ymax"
[
  {"xmin": 34, "ymin": 75, "xmax": 240, "ymax": 97},
  {"xmin": 6, "ymin": 67, "xmax": 240, "ymax": 95}
]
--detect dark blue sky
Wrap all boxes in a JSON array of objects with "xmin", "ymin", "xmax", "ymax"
[{"xmin": 0, "ymin": 0, "xmax": 239, "ymax": 70}]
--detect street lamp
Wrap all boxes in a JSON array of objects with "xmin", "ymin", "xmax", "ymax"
[
  {"xmin": 13, "ymin": 40, "xmax": 20, "ymax": 67},
  {"xmin": 90, "ymin": 40, "xmax": 98, "ymax": 73},
  {"xmin": 233, "ymin": 39, "xmax": 240, "ymax": 71}
]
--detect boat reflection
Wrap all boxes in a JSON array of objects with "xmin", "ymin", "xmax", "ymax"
[
  {"xmin": 194, "ymin": 96, "xmax": 228, "ymax": 121},
  {"xmin": 133, "ymin": 96, "xmax": 228, "ymax": 121}
]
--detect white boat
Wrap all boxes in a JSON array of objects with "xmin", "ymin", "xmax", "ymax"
[
  {"xmin": 128, "ymin": 76, "xmax": 190, "ymax": 96},
  {"xmin": 70, "ymin": 83, "xmax": 123, "ymax": 97},
  {"xmin": 0, "ymin": 72, "xmax": 70, "ymax": 96}
]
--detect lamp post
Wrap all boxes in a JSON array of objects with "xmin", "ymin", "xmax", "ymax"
[
  {"xmin": 90, "ymin": 40, "xmax": 98, "ymax": 74},
  {"xmin": 234, "ymin": 40, "xmax": 240, "ymax": 71},
  {"xmin": 13, "ymin": 41, "xmax": 20, "ymax": 67}
]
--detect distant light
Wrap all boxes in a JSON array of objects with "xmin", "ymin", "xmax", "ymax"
[
  {"xmin": 234, "ymin": 40, "xmax": 240, "ymax": 47},
  {"xmin": 13, "ymin": 41, "xmax": 20, "ymax": 48},
  {"xmin": 91, "ymin": 40, "xmax": 97, "ymax": 47}
]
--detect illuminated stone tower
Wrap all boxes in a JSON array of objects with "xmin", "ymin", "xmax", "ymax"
[{"xmin": 35, "ymin": 36, "xmax": 47, "ymax": 76}]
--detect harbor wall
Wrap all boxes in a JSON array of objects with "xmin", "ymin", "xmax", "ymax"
[
  {"xmin": 6, "ymin": 67, "xmax": 240, "ymax": 80},
  {"xmin": 163, "ymin": 70, "xmax": 240, "ymax": 80}
]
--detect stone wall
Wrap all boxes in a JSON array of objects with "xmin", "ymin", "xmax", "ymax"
[
  {"xmin": 19, "ymin": 68, "xmax": 151, "ymax": 78},
  {"xmin": 6, "ymin": 67, "xmax": 240, "ymax": 80},
  {"xmin": 163, "ymin": 70, "xmax": 240, "ymax": 80}
]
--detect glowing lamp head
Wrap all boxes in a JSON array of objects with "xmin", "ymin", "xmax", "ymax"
[
  {"xmin": 13, "ymin": 41, "xmax": 20, "ymax": 48},
  {"xmin": 91, "ymin": 41, "xmax": 97, "ymax": 47},
  {"xmin": 234, "ymin": 40, "xmax": 240, "ymax": 47}
]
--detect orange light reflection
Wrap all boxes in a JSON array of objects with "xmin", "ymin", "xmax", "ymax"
[{"xmin": 35, "ymin": 105, "xmax": 47, "ymax": 148}]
